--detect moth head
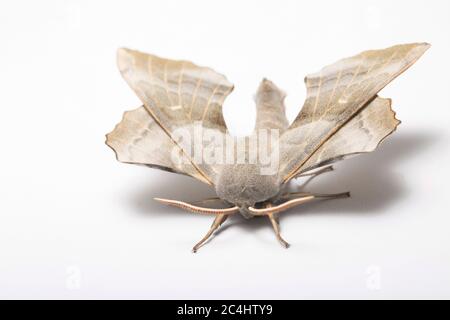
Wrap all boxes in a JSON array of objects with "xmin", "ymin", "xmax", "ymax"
[{"xmin": 215, "ymin": 164, "xmax": 282, "ymax": 214}]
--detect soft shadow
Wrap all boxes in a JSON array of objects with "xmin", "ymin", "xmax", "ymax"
[
  {"xmin": 130, "ymin": 172, "xmax": 218, "ymax": 217},
  {"xmin": 277, "ymin": 130, "xmax": 439, "ymax": 220},
  {"xmin": 129, "ymin": 131, "xmax": 438, "ymax": 227}
]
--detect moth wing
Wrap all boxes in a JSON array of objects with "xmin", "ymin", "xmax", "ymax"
[
  {"xmin": 106, "ymin": 106, "xmax": 210, "ymax": 184},
  {"xmin": 279, "ymin": 43, "xmax": 430, "ymax": 182},
  {"xmin": 116, "ymin": 49, "xmax": 234, "ymax": 185},
  {"xmin": 298, "ymin": 96, "xmax": 400, "ymax": 173}
]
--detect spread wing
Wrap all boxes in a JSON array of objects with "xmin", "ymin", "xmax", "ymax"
[
  {"xmin": 113, "ymin": 49, "xmax": 235, "ymax": 185},
  {"xmin": 299, "ymin": 96, "xmax": 400, "ymax": 173},
  {"xmin": 279, "ymin": 43, "xmax": 430, "ymax": 182},
  {"xmin": 106, "ymin": 106, "xmax": 210, "ymax": 184}
]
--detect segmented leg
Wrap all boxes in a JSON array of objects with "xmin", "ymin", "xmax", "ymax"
[
  {"xmin": 295, "ymin": 165, "xmax": 333, "ymax": 178},
  {"xmin": 192, "ymin": 214, "xmax": 228, "ymax": 253},
  {"xmin": 283, "ymin": 191, "xmax": 350, "ymax": 200},
  {"xmin": 268, "ymin": 213, "xmax": 289, "ymax": 248},
  {"xmin": 294, "ymin": 166, "xmax": 334, "ymax": 190}
]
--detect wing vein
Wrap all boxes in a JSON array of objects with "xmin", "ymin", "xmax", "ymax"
[
  {"xmin": 201, "ymin": 82, "xmax": 221, "ymax": 122},
  {"xmin": 177, "ymin": 62, "xmax": 185, "ymax": 106},
  {"xmin": 146, "ymin": 55, "xmax": 161, "ymax": 107},
  {"xmin": 189, "ymin": 74, "xmax": 203, "ymax": 120},
  {"xmin": 163, "ymin": 60, "xmax": 173, "ymax": 106},
  {"xmin": 311, "ymin": 72, "xmax": 323, "ymax": 122},
  {"xmin": 283, "ymin": 54, "xmax": 381, "ymax": 182}
]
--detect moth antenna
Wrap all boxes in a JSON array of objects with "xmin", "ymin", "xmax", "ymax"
[
  {"xmin": 192, "ymin": 214, "xmax": 228, "ymax": 253},
  {"xmin": 154, "ymin": 198, "xmax": 239, "ymax": 215},
  {"xmin": 192, "ymin": 197, "xmax": 223, "ymax": 205},
  {"xmin": 248, "ymin": 196, "xmax": 315, "ymax": 216},
  {"xmin": 249, "ymin": 191, "xmax": 349, "ymax": 216}
]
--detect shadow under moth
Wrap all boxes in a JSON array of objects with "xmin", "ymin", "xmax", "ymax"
[{"xmin": 106, "ymin": 43, "xmax": 429, "ymax": 252}]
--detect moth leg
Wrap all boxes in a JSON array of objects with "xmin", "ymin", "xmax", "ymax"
[
  {"xmin": 249, "ymin": 191, "xmax": 349, "ymax": 216},
  {"xmin": 311, "ymin": 192, "xmax": 350, "ymax": 199},
  {"xmin": 192, "ymin": 214, "xmax": 228, "ymax": 253},
  {"xmin": 293, "ymin": 166, "xmax": 334, "ymax": 191},
  {"xmin": 295, "ymin": 165, "xmax": 333, "ymax": 178},
  {"xmin": 268, "ymin": 212, "xmax": 290, "ymax": 248},
  {"xmin": 283, "ymin": 191, "xmax": 350, "ymax": 200}
]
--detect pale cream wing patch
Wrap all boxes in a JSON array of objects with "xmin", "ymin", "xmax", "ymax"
[
  {"xmin": 299, "ymin": 96, "xmax": 400, "ymax": 173},
  {"xmin": 116, "ymin": 49, "xmax": 234, "ymax": 185},
  {"xmin": 106, "ymin": 106, "xmax": 210, "ymax": 184},
  {"xmin": 279, "ymin": 43, "xmax": 430, "ymax": 182}
]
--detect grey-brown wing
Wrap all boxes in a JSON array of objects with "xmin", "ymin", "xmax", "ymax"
[
  {"xmin": 106, "ymin": 106, "xmax": 210, "ymax": 184},
  {"xmin": 116, "ymin": 49, "xmax": 234, "ymax": 185},
  {"xmin": 254, "ymin": 79, "xmax": 289, "ymax": 133},
  {"xmin": 298, "ymin": 96, "xmax": 400, "ymax": 173},
  {"xmin": 279, "ymin": 43, "xmax": 430, "ymax": 182}
]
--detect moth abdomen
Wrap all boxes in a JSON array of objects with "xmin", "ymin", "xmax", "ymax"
[{"xmin": 254, "ymin": 78, "xmax": 289, "ymax": 132}]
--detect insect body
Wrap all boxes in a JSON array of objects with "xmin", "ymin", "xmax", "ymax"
[{"xmin": 106, "ymin": 43, "xmax": 430, "ymax": 252}]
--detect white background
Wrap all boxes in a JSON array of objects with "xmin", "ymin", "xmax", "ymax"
[{"xmin": 0, "ymin": 0, "xmax": 449, "ymax": 299}]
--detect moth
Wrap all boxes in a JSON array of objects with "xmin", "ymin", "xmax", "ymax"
[{"xmin": 106, "ymin": 43, "xmax": 429, "ymax": 252}]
